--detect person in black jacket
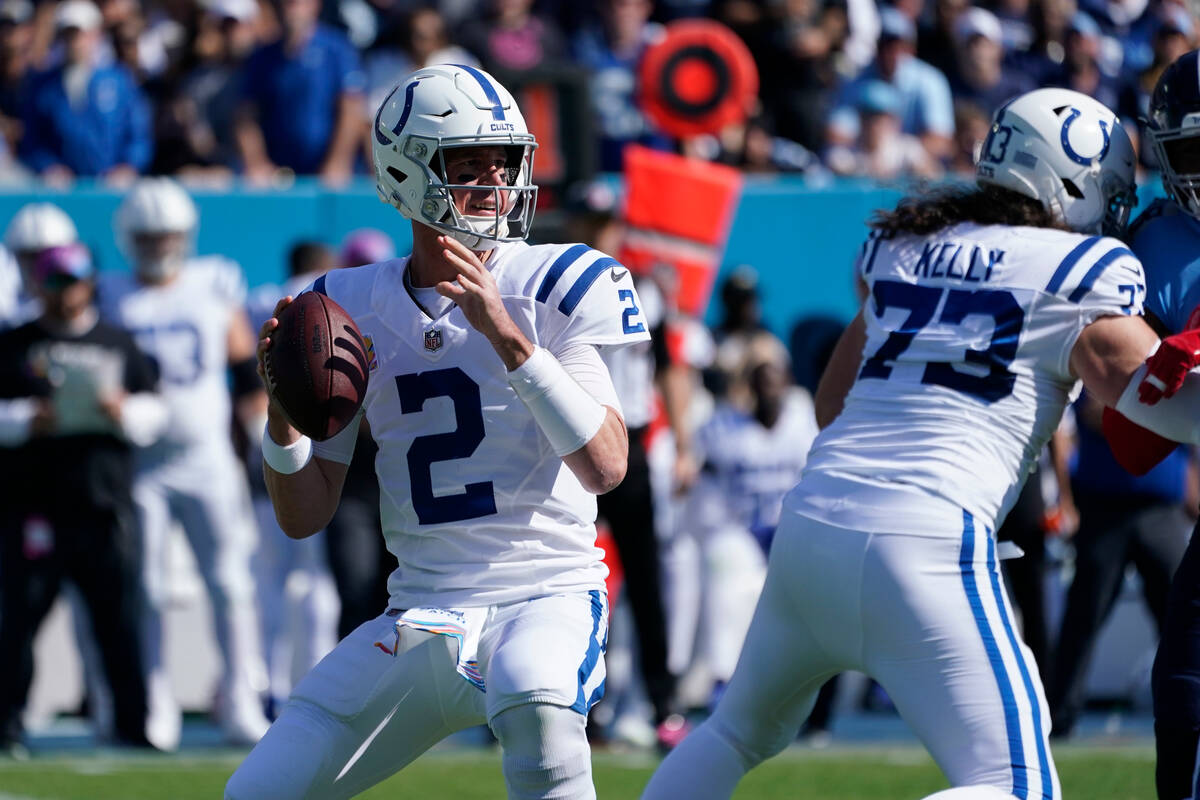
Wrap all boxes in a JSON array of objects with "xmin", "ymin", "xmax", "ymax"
[{"xmin": 0, "ymin": 243, "xmax": 167, "ymax": 754}]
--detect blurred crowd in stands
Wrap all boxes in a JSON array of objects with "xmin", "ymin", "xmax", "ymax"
[{"xmin": 0, "ymin": 0, "xmax": 1194, "ymax": 189}]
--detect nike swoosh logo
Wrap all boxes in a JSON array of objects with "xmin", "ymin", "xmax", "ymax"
[{"xmin": 610, "ymin": 269, "xmax": 628, "ymax": 282}]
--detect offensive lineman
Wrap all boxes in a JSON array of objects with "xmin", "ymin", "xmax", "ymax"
[
  {"xmin": 98, "ymin": 178, "xmax": 271, "ymax": 749},
  {"xmin": 226, "ymin": 65, "xmax": 649, "ymax": 799},
  {"xmin": 642, "ymin": 88, "xmax": 1200, "ymax": 800}
]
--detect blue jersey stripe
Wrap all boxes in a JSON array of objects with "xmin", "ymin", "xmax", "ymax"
[
  {"xmin": 1067, "ymin": 247, "xmax": 1134, "ymax": 303},
  {"xmin": 535, "ymin": 244, "xmax": 589, "ymax": 304},
  {"xmin": 571, "ymin": 590, "xmax": 605, "ymax": 713},
  {"xmin": 862, "ymin": 232, "xmax": 883, "ymax": 276},
  {"xmin": 312, "ymin": 273, "xmax": 327, "ymax": 296},
  {"xmin": 960, "ymin": 510, "xmax": 1029, "ymax": 799},
  {"xmin": 559, "ymin": 257, "xmax": 618, "ymax": 315},
  {"xmin": 453, "ymin": 64, "xmax": 505, "ymax": 120},
  {"xmin": 1045, "ymin": 236, "xmax": 1102, "ymax": 294},
  {"xmin": 984, "ymin": 527, "xmax": 1055, "ymax": 799}
]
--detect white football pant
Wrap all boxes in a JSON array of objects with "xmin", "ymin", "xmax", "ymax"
[
  {"xmin": 134, "ymin": 442, "xmax": 268, "ymax": 748},
  {"xmin": 642, "ymin": 511, "xmax": 1059, "ymax": 800}
]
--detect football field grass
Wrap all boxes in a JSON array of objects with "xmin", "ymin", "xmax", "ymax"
[{"xmin": 0, "ymin": 744, "xmax": 1156, "ymax": 799}]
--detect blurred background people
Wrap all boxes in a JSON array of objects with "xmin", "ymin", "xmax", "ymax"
[
  {"xmin": 99, "ymin": 178, "xmax": 269, "ymax": 749},
  {"xmin": 20, "ymin": 0, "xmax": 151, "ymax": 184},
  {"xmin": 0, "ymin": 242, "xmax": 166, "ymax": 756},
  {"xmin": 235, "ymin": 0, "xmax": 364, "ymax": 185}
]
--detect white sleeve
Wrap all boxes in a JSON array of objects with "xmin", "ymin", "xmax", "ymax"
[
  {"xmin": 0, "ymin": 398, "xmax": 35, "ymax": 446},
  {"xmin": 1115, "ymin": 362, "xmax": 1200, "ymax": 445},
  {"xmin": 551, "ymin": 341, "xmax": 623, "ymax": 419},
  {"xmin": 119, "ymin": 392, "xmax": 169, "ymax": 447},
  {"xmin": 312, "ymin": 409, "xmax": 363, "ymax": 464}
]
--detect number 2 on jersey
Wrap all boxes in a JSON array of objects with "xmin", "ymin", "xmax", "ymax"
[
  {"xmin": 395, "ymin": 368, "xmax": 498, "ymax": 525},
  {"xmin": 860, "ymin": 279, "xmax": 1024, "ymax": 402}
]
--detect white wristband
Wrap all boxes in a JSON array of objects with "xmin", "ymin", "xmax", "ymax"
[
  {"xmin": 261, "ymin": 423, "xmax": 313, "ymax": 474},
  {"xmin": 508, "ymin": 347, "xmax": 608, "ymax": 456}
]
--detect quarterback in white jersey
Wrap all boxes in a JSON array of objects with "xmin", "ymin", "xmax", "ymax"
[
  {"xmin": 99, "ymin": 178, "xmax": 271, "ymax": 750},
  {"xmin": 227, "ymin": 66, "xmax": 648, "ymax": 800},
  {"xmin": 641, "ymin": 89, "xmax": 1200, "ymax": 800}
]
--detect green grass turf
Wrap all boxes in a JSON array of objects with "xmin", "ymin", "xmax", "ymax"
[{"xmin": 0, "ymin": 744, "xmax": 1155, "ymax": 799}]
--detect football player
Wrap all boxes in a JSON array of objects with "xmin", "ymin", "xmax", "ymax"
[
  {"xmin": 99, "ymin": 178, "xmax": 271, "ymax": 749},
  {"xmin": 641, "ymin": 88, "xmax": 1200, "ymax": 800},
  {"xmin": 689, "ymin": 356, "xmax": 818, "ymax": 705},
  {"xmin": 226, "ymin": 65, "xmax": 649, "ymax": 799},
  {"xmin": 1101, "ymin": 48, "xmax": 1200, "ymax": 800},
  {"xmin": 1, "ymin": 203, "xmax": 79, "ymax": 329}
]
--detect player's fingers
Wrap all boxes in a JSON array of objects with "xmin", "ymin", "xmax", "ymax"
[
  {"xmin": 441, "ymin": 247, "xmax": 483, "ymax": 280},
  {"xmin": 273, "ymin": 295, "xmax": 294, "ymax": 317},
  {"xmin": 259, "ymin": 317, "xmax": 278, "ymax": 341},
  {"xmin": 435, "ymin": 280, "xmax": 466, "ymax": 299}
]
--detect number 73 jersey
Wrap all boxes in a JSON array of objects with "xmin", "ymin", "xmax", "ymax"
[
  {"xmin": 804, "ymin": 221, "xmax": 1145, "ymax": 530},
  {"xmin": 312, "ymin": 241, "xmax": 651, "ymax": 609}
]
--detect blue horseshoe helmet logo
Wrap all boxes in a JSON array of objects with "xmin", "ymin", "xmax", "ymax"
[{"xmin": 1060, "ymin": 107, "xmax": 1111, "ymax": 166}]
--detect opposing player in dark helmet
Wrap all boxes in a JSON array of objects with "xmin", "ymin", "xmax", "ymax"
[{"xmin": 1103, "ymin": 47, "xmax": 1200, "ymax": 800}]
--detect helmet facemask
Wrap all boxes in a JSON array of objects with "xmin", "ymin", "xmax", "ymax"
[
  {"xmin": 1150, "ymin": 121, "xmax": 1200, "ymax": 219},
  {"xmin": 417, "ymin": 140, "xmax": 537, "ymax": 251}
]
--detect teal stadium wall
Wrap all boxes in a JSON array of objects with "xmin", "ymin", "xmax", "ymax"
[{"xmin": 0, "ymin": 176, "xmax": 1164, "ymax": 336}]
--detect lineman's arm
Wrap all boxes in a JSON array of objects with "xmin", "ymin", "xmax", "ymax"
[
  {"xmin": 1070, "ymin": 314, "xmax": 1200, "ymax": 446},
  {"xmin": 814, "ymin": 310, "xmax": 866, "ymax": 429},
  {"xmin": 257, "ymin": 296, "xmax": 350, "ymax": 538}
]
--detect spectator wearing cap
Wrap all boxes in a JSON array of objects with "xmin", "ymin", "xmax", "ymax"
[
  {"xmin": 18, "ymin": 0, "xmax": 150, "ymax": 184},
  {"xmin": 1010, "ymin": 0, "xmax": 1076, "ymax": 82},
  {"xmin": 949, "ymin": 7, "xmax": 1035, "ymax": 113},
  {"xmin": 235, "ymin": 0, "xmax": 366, "ymax": 184},
  {"xmin": 1045, "ymin": 10, "xmax": 1121, "ymax": 111},
  {"xmin": 827, "ymin": 6, "xmax": 955, "ymax": 163},
  {"xmin": 152, "ymin": 0, "xmax": 260, "ymax": 176},
  {"xmin": 825, "ymin": 78, "xmax": 941, "ymax": 180},
  {"xmin": 0, "ymin": 0, "xmax": 32, "ymax": 155},
  {"xmin": 0, "ymin": 242, "xmax": 167, "ymax": 757},
  {"xmin": 1118, "ymin": 3, "xmax": 1196, "ymax": 166}
]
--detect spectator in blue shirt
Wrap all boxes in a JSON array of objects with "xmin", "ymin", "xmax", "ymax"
[
  {"xmin": 948, "ymin": 7, "xmax": 1035, "ymax": 114},
  {"xmin": 570, "ymin": 0, "xmax": 673, "ymax": 172},
  {"xmin": 235, "ymin": 0, "xmax": 366, "ymax": 184},
  {"xmin": 826, "ymin": 7, "xmax": 955, "ymax": 162},
  {"xmin": 19, "ymin": 0, "xmax": 150, "ymax": 184}
]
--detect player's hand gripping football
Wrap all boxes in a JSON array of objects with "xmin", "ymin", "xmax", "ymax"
[
  {"xmin": 435, "ymin": 235, "xmax": 528, "ymax": 358},
  {"xmin": 256, "ymin": 295, "xmax": 301, "ymax": 442},
  {"xmin": 1138, "ymin": 328, "xmax": 1200, "ymax": 405}
]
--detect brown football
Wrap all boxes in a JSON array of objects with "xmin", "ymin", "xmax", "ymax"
[{"xmin": 263, "ymin": 290, "xmax": 369, "ymax": 441}]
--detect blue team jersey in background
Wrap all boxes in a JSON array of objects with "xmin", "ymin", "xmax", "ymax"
[{"xmin": 241, "ymin": 25, "xmax": 365, "ymax": 174}]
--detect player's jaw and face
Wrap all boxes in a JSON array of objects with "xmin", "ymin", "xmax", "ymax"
[
  {"xmin": 132, "ymin": 231, "xmax": 187, "ymax": 284},
  {"xmin": 442, "ymin": 145, "xmax": 516, "ymax": 219}
]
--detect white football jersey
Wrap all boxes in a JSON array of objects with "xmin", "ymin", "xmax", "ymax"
[
  {"xmin": 313, "ymin": 241, "xmax": 652, "ymax": 608},
  {"xmin": 694, "ymin": 390, "xmax": 819, "ymax": 538},
  {"xmin": 99, "ymin": 256, "xmax": 247, "ymax": 450},
  {"xmin": 802, "ymin": 222, "xmax": 1144, "ymax": 530}
]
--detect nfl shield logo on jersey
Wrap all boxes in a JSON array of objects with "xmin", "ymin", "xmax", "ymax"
[{"xmin": 424, "ymin": 329, "xmax": 443, "ymax": 352}]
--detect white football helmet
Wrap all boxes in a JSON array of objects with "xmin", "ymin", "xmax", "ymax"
[
  {"xmin": 976, "ymin": 88, "xmax": 1136, "ymax": 236},
  {"xmin": 371, "ymin": 64, "xmax": 538, "ymax": 250},
  {"xmin": 4, "ymin": 203, "xmax": 78, "ymax": 255},
  {"xmin": 115, "ymin": 177, "xmax": 198, "ymax": 282}
]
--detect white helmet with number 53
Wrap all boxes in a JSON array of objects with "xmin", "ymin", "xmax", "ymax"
[
  {"xmin": 371, "ymin": 64, "xmax": 538, "ymax": 250},
  {"xmin": 975, "ymin": 87, "xmax": 1136, "ymax": 236}
]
